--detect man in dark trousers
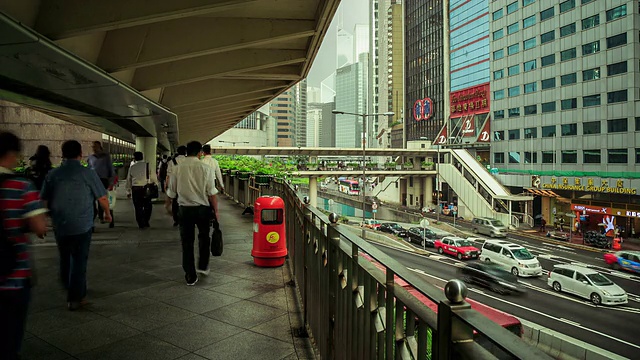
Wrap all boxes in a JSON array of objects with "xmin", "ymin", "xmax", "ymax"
[
  {"xmin": 166, "ymin": 146, "xmax": 187, "ymax": 226},
  {"xmin": 158, "ymin": 154, "xmax": 169, "ymax": 193},
  {"xmin": 126, "ymin": 151, "xmax": 152, "ymax": 229},
  {"xmin": 167, "ymin": 141, "xmax": 217, "ymax": 286},
  {"xmin": 87, "ymin": 141, "xmax": 115, "ymax": 228}
]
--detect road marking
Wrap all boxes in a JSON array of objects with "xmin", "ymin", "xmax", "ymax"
[{"xmin": 559, "ymin": 318, "xmax": 581, "ymax": 326}]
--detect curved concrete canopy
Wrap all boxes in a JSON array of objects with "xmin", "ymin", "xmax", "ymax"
[{"xmin": 0, "ymin": 0, "xmax": 340, "ymax": 147}]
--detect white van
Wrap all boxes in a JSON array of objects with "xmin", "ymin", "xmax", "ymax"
[{"xmin": 479, "ymin": 240, "xmax": 542, "ymax": 277}]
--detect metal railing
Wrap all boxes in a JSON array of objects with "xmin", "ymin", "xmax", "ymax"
[{"xmin": 223, "ymin": 174, "xmax": 552, "ymax": 360}]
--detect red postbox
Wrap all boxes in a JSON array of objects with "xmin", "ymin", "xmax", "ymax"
[
  {"xmin": 612, "ymin": 237, "xmax": 622, "ymax": 250},
  {"xmin": 252, "ymin": 196, "xmax": 287, "ymax": 267}
]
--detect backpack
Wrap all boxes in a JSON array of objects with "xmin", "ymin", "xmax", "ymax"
[
  {"xmin": 159, "ymin": 160, "xmax": 169, "ymax": 178},
  {"xmin": 0, "ymin": 174, "xmax": 18, "ymax": 280}
]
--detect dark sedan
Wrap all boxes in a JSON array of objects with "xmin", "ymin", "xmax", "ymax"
[
  {"xmin": 405, "ymin": 227, "xmax": 437, "ymax": 247},
  {"xmin": 378, "ymin": 223, "xmax": 407, "ymax": 237},
  {"xmin": 458, "ymin": 263, "xmax": 526, "ymax": 295}
]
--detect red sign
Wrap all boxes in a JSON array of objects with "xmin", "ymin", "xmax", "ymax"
[
  {"xmin": 571, "ymin": 204, "xmax": 611, "ymax": 215},
  {"xmin": 413, "ymin": 98, "xmax": 433, "ymax": 121},
  {"xmin": 476, "ymin": 118, "xmax": 491, "ymax": 143},
  {"xmin": 433, "ymin": 125, "xmax": 447, "ymax": 145},
  {"xmin": 450, "ymin": 83, "xmax": 490, "ymax": 116}
]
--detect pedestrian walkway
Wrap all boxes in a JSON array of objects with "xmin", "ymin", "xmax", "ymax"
[{"xmin": 23, "ymin": 186, "xmax": 315, "ymax": 360}]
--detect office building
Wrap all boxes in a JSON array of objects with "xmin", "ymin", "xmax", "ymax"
[
  {"xmin": 320, "ymin": 102, "xmax": 336, "ymax": 147},
  {"xmin": 387, "ymin": 0, "xmax": 404, "ymax": 147},
  {"xmin": 212, "ymin": 110, "xmax": 276, "ymax": 147},
  {"xmin": 335, "ymin": 53, "xmax": 369, "ymax": 148},
  {"xmin": 307, "ymin": 104, "xmax": 321, "ymax": 147},
  {"xmin": 295, "ymin": 79, "xmax": 308, "ymax": 147}
]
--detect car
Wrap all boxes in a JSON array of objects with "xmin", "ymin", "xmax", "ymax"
[
  {"xmin": 406, "ymin": 227, "xmax": 437, "ymax": 247},
  {"xmin": 547, "ymin": 264, "xmax": 627, "ymax": 305},
  {"xmin": 378, "ymin": 222, "xmax": 407, "ymax": 237},
  {"xmin": 458, "ymin": 263, "xmax": 526, "ymax": 295},
  {"xmin": 472, "ymin": 217, "xmax": 508, "ymax": 238},
  {"xmin": 361, "ymin": 219, "xmax": 381, "ymax": 229},
  {"xmin": 479, "ymin": 240, "xmax": 542, "ymax": 277},
  {"xmin": 435, "ymin": 236, "xmax": 481, "ymax": 260},
  {"xmin": 603, "ymin": 251, "xmax": 640, "ymax": 274}
]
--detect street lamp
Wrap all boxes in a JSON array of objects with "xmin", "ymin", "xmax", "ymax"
[
  {"xmin": 333, "ymin": 110, "xmax": 394, "ymax": 239},
  {"xmin": 218, "ymin": 140, "xmax": 250, "ymax": 147},
  {"xmin": 420, "ymin": 136, "xmax": 440, "ymax": 224}
]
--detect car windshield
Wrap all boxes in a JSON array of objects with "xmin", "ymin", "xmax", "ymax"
[
  {"xmin": 512, "ymin": 248, "xmax": 534, "ymax": 260},
  {"xmin": 455, "ymin": 240, "xmax": 473, "ymax": 247},
  {"xmin": 586, "ymin": 273, "xmax": 614, "ymax": 286},
  {"xmin": 490, "ymin": 220, "xmax": 504, "ymax": 227},
  {"xmin": 390, "ymin": 224, "xmax": 401, "ymax": 229}
]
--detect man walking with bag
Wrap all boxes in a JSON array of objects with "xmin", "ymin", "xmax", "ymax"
[
  {"xmin": 87, "ymin": 141, "xmax": 115, "ymax": 228},
  {"xmin": 126, "ymin": 152, "xmax": 152, "ymax": 229},
  {"xmin": 167, "ymin": 141, "xmax": 218, "ymax": 286},
  {"xmin": 200, "ymin": 145, "xmax": 224, "ymax": 219}
]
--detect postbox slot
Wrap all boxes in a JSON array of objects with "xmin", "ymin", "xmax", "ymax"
[{"xmin": 261, "ymin": 209, "xmax": 283, "ymax": 225}]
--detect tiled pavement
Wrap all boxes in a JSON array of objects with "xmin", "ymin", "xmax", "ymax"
[{"xmin": 22, "ymin": 187, "xmax": 315, "ymax": 360}]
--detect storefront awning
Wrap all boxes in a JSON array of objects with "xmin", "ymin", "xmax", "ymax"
[{"xmin": 526, "ymin": 188, "xmax": 560, "ymax": 197}]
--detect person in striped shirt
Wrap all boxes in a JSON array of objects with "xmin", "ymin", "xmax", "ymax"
[{"xmin": 0, "ymin": 131, "xmax": 47, "ymax": 360}]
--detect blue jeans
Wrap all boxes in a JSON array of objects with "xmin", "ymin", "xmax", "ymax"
[
  {"xmin": 56, "ymin": 230, "xmax": 92, "ymax": 302},
  {"xmin": 0, "ymin": 285, "xmax": 30, "ymax": 359}
]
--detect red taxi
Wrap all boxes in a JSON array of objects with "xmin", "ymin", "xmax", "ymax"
[{"xmin": 435, "ymin": 236, "xmax": 481, "ymax": 260}]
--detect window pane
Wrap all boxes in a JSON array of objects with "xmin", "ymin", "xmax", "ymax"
[
  {"xmin": 508, "ymin": 43, "xmax": 519, "ymax": 55},
  {"xmin": 542, "ymin": 125, "xmax": 556, "ymax": 137},
  {"xmin": 540, "ymin": 7, "xmax": 554, "ymax": 21},
  {"xmin": 494, "ymin": 90, "xmax": 505, "ymax": 99},
  {"xmin": 509, "ymin": 152, "xmax": 521, "ymax": 163},
  {"xmin": 607, "ymin": 90, "xmax": 627, "ymax": 103},
  {"xmin": 583, "ymin": 149, "xmax": 600, "ymax": 163},
  {"xmin": 636, "ymin": 149, "xmax": 640, "ymax": 164},
  {"xmin": 561, "ymin": 123, "xmax": 577, "ymax": 136},
  {"xmin": 494, "ymin": 153, "xmax": 505, "ymax": 163},
  {"xmin": 607, "ymin": 61, "xmax": 627, "ymax": 76},
  {"xmin": 541, "ymin": 101, "xmax": 556, "ymax": 112},
  {"xmin": 561, "ymin": 98, "xmax": 577, "ymax": 109},
  {"xmin": 523, "ymin": 37, "xmax": 536, "ymax": 49},
  {"xmin": 562, "ymin": 150, "xmax": 577, "ymax": 163},
  {"xmin": 636, "ymin": 117, "xmax": 640, "ymax": 131},
  {"xmin": 508, "ymin": 129, "xmax": 520, "ymax": 140},
  {"xmin": 607, "ymin": 118, "xmax": 628, "ymax": 133},
  {"xmin": 494, "ymin": 110, "xmax": 505, "ymax": 119},
  {"xmin": 524, "ymin": 151, "xmax": 537, "ymax": 163},
  {"xmin": 524, "ymin": 60, "xmax": 536, "ymax": 71},
  {"xmin": 507, "ymin": 2, "xmax": 518, "ymax": 14},
  {"xmin": 507, "ymin": 22, "xmax": 519, "ymax": 34},
  {"xmin": 561, "ymin": 73, "xmax": 577, "ymax": 85},
  {"xmin": 508, "ymin": 65, "xmax": 520, "ymax": 76},
  {"xmin": 508, "ymin": 86, "xmax": 520, "ymax": 97},
  {"xmin": 560, "ymin": 23, "xmax": 576, "ymax": 37},
  {"xmin": 494, "ymin": 130, "xmax": 505, "ymax": 141},
  {"xmin": 560, "ymin": 48, "xmax": 576, "ymax": 61},
  {"xmin": 582, "ymin": 68, "xmax": 600, "ymax": 81},
  {"xmin": 493, "ymin": 29, "xmax": 504, "ymax": 40},
  {"xmin": 582, "ymin": 0, "xmax": 594, "ymax": 3},
  {"xmin": 541, "ymin": 78, "xmax": 556, "ymax": 90},
  {"xmin": 541, "ymin": 30, "xmax": 555, "ymax": 43},
  {"xmin": 524, "ymin": 82, "xmax": 537, "ymax": 93},
  {"xmin": 541, "ymin": 54, "xmax": 555, "ymax": 67},
  {"xmin": 542, "ymin": 151, "xmax": 556, "ymax": 163},
  {"xmin": 582, "ymin": 94, "xmax": 601, "ymax": 107},
  {"xmin": 524, "ymin": 127, "xmax": 537, "ymax": 138},
  {"xmin": 608, "ymin": 149, "xmax": 627, "ymax": 164},
  {"xmin": 606, "ymin": 5, "xmax": 627, "ymax": 21},
  {"xmin": 583, "ymin": 121, "xmax": 601, "ymax": 134},
  {"xmin": 493, "ymin": 9, "xmax": 504, "ymax": 20},
  {"xmin": 582, "ymin": 41, "xmax": 600, "ymax": 55},
  {"xmin": 494, "ymin": 69, "xmax": 504, "ymax": 80},
  {"xmin": 582, "ymin": 14, "xmax": 599, "ymax": 30},
  {"xmin": 606, "ymin": 33, "xmax": 627, "ymax": 48},
  {"xmin": 560, "ymin": 0, "xmax": 575, "ymax": 13},
  {"xmin": 508, "ymin": 108, "xmax": 520, "ymax": 117},
  {"xmin": 523, "ymin": 0, "xmax": 535, "ymax": 5},
  {"xmin": 524, "ymin": 104, "xmax": 537, "ymax": 115},
  {"xmin": 523, "ymin": 15, "xmax": 536, "ymax": 28},
  {"xmin": 494, "ymin": 49, "xmax": 504, "ymax": 59}
]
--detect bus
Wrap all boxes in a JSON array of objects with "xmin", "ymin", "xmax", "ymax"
[{"xmin": 339, "ymin": 179, "xmax": 360, "ymax": 195}]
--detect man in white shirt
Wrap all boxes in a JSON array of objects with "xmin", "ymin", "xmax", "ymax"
[
  {"xmin": 166, "ymin": 146, "xmax": 187, "ymax": 226},
  {"xmin": 167, "ymin": 141, "xmax": 217, "ymax": 286},
  {"xmin": 200, "ymin": 145, "xmax": 224, "ymax": 219},
  {"xmin": 126, "ymin": 151, "xmax": 151, "ymax": 229}
]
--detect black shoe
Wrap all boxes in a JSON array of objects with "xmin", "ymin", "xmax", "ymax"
[
  {"xmin": 173, "ymin": 222, "xmax": 179, "ymax": 227},
  {"xmin": 185, "ymin": 275, "xmax": 198, "ymax": 286},
  {"xmin": 109, "ymin": 223, "xmax": 115, "ymax": 228}
]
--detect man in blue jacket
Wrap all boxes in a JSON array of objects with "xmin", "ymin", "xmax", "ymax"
[{"xmin": 87, "ymin": 141, "xmax": 115, "ymax": 228}]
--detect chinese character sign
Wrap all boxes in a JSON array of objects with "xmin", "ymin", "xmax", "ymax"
[{"xmin": 450, "ymin": 83, "xmax": 490, "ymax": 116}]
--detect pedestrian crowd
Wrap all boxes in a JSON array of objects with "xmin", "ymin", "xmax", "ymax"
[{"xmin": 0, "ymin": 131, "xmax": 223, "ymax": 359}]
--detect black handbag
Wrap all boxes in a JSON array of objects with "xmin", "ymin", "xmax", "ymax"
[
  {"xmin": 211, "ymin": 209, "xmax": 223, "ymax": 256},
  {"xmin": 144, "ymin": 162, "xmax": 159, "ymax": 199}
]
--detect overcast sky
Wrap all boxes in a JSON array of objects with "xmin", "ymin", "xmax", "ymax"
[{"xmin": 307, "ymin": 0, "xmax": 370, "ymax": 87}]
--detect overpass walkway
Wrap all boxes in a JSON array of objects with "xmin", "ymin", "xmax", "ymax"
[{"xmin": 23, "ymin": 186, "xmax": 314, "ymax": 360}]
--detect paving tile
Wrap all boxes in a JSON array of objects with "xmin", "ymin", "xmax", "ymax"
[
  {"xmin": 163, "ymin": 289, "xmax": 242, "ymax": 314},
  {"xmin": 195, "ymin": 330, "xmax": 295, "ymax": 360},
  {"xmin": 27, "ymin": 307, "xmax": 103, "ymax": 336},
  {"xmin": 134, "ymin": 281, "xmax": 210, "ymax": 301},
  {"xmin": 146, "ymin": 265, "xmax": 186, "ymax": 282},
  {"xmin": 90, "ymin": 272, "xmax": 166, "ymax": 297},
  {"xmin": 21, "ymin": 336, "xmax": 71, "ymax": 360},
  {"xmin": 76, "ymin": 333, "xmax": 188, "ymax": 360},
  {"xmin": 211, "ymin": 278, "xmax": 282, "ymax": 299},
  {"xmin": 109, "ymin": 302, "xmax": 197, "ymax": 332},
  {"xmin": 29, "ymin": 289, "xmax": 68, "ymax": 314},
  {"xmin": 175, "ymin": 354, "xmax": 208, "ymax": 360},
  {"xmin": 38, "ymin": 318, "xmax": 140, "ymax": 355},
  {"xmin": 203, "ymin": 300, "xmax": 286, "ymax": 329},
  {"xmin": 148, "ymin": 315, "xmax": 244, "ymax": 352},
  {"xmin": 250, "ymin": 314, "xmax": 293, "ymax": 343},
  {"xmin": 84, "ymin": 291, "xmax": 157, "ymax": 317},
  {"xmin": 248, "ymin": 287, "xmax": 289, "ymax": 311},
  {"xmin": 198, "ymin": 273, "xmax": 243, "ymax": 290}
]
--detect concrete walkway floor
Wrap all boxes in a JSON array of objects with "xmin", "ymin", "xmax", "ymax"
[{"xmin": 22, "ymin": 187, "xmax": 315, "ymax": 360}]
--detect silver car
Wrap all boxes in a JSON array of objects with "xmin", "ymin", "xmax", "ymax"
[{"xmin": 472, "ymin": 217, "xmax": 508, "ymax": 238}]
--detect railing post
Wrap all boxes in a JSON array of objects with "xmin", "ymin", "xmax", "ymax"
[
  {"xmin": 435, "ymin": 280, "xmax": 473, "ymax": 360},
  {"xmin": 327, "ymin": 217, "xmax": 341, "ymax": 360},
  {"xmin": 385, "ymin": 269, "xmax": 395, "ymax": 359}
]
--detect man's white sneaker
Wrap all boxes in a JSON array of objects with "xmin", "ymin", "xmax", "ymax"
[
  {"xmin": 186, "ymin": 277, "xmax": 199, "ymax": 286},
  {"xmin": 196, "ymin": 268, "xmax": 210, "ymax": 276}
]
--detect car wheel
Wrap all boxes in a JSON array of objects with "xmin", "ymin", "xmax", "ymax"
[
  {"xmin": 552, "ymin": 281, "xmax": 561, "ymax": 292},
  {"xmin": 457, "ymin": 253, "xmax": 463, "ymax": 260},
  {"xmin": 485, "ymin": 258, "xmax": 491, "ymax": 263},
  {"xmin": 492, "ymin": 285, "xmax": 506, "ymax": 295},
  {"xmin": 511, "ymin": 267, "xmax": 519, "ymax": 277},
  {"xmin": 591, "ymin": 293, "xmax": 601, "ymax": 305},
  {"xmin": 473, "ymin": 228, "xmax": 478, "ymax": 233},
  {"xmin": 438, "ymin": 247, "xmax": 443, "ymax": 254}
]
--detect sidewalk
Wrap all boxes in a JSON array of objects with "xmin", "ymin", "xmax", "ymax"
[{"xmin": 23, "ymin": 187, "xmax": 314, "ymax": 360}]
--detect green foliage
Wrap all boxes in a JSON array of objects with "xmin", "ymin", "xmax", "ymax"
[
  {"xmin": 385, "ymin": 162, "xmax": 397, "ymax": 168},
  {"xmin": 403, "ymin": 161, "xmax": 414, "ymax": 168},
  {"xmin": 421, "ymin": 161, "xmax": 434, "ymax": 167}
]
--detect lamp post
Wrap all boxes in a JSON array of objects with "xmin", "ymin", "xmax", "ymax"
[
  {"xmin": 420, "ymin": 137, "xmax": 440, "ymax": 224},
  {"xmin": 333, "ymin": 110, "xmax": 394, "ymax": 238},
  {"xmin": 218, "ymin": 140, "xmax": 250, "ymax": 147}
]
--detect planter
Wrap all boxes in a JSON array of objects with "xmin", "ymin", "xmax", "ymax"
[
  {"xmin": 255, "ymin": 174, "xmax": 273, "ymax": 186},
  {"xmin": 396, "ymin": 165, "xmax": 402, "ymax": 170},
  {"xmin": 421, "ymin": 165, "xmax": 435, "ymax": 171},
  {"xmin": 230, "ymin": 169, "xmax": 238, "ymax": 177},
  {"xmin": 307, "ymin": 164, "xmax": 319, "ymax": 171},
  {"xmin": 238, "ymin": 171, "xmax": 251, "ymax": 180}
]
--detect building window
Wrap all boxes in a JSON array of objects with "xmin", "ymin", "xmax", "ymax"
[
  {"xmin": 608, "ymin": 149, "xmax": 628, "ymax": 164},
  {"xmin": 508, "ymin": 108, "xmax": 520, "ymax": 117},
  {"xmin": 540, "ymin": 7, "xmax": 555, "ymax": 21},
  {"xmin": 523, "ymin": 0, "xmax": 535, "ymax": 5},
  {"xmin": 523, "ymin": 37, "xmax": 536, "ymax": 50},
  {"xmin": 523, "ymin": 60, "xmax": 536, "ymax": 71},
  {"xmin": 583, "ymin": 149, "xmax": 601, "ymax": 163},
  {"xmin": 507, "ymin": 1, "xmax": 519, "ymax": 14},
  {"xmin": 494, "ymin": 110, "xmax": 505, "ymax": 119},
  {"xmin": 494, "ymin": 153, "xmax": 505, "ymax": 164},
  {"xmin": 606, "ymin": 4, "xmax": 627, "ymax": 22},
  {"xmin": 582, "ymin": 14, "xmax": 599, "ymax": 30},
  {"xmin": 508, "ymin": 65, "xmax": 520, "ymax": 76},
  {"xmin": 523, "ymin": 15, "xmax": 536, "ymax": 28},
  {"xmin": 508, "ymin": 43, "xmax": 520, "ymax": 55},
  {"xmin": 582, "ymin": 68, "xmax": 600, "ymax": 81},
  {"xmin": 494, "ymin": 49, "xmax": 504, "ymax": 60},
  {"xmin": 540, "ymin": 31, "xmax": 555, "ymax": 44},
  {"xmin": 524, "ymin": 151, "xmax": 537, "ymax": 163},
  {"xmin": 494, "ymin": 90, "xmax": 505, "ymax": 100},
  {"xmin": 607, "ymin": 90, "xmax": 627, "ymax": 103},
  {"xmin": 560, "ymin": 23, "xmax": 576, "ymax": 37},
  {"xmin": 581, "ymin": 0, "xmax": 594, "ymax": 3},
  {"xmin": 509, "ymin": 152, "xmax": 521, "ymax": 163},
  {"xmin": 559, "ymin": 0, "xmax": 575, "ymax": 13},
  {"xmin": 507, "ymin": 22, "xmax": 519, "ymax": 34},
  {"xmin": 560, "ymin": 73, "xmax": 577, "ymax": 85},
  {"xmin": 524, "ymin": 82, "xmax": 537, "ymax": 93},
  {"xmin": 582, "ymin": 41, "xmax": 600, "ymax": 55},
  {"xmin": 561, "ymin": 123, "xmax": 577, "ymax": 136},
  {"xmin": 493, "ymin": 8, "xmax": 504, "ymax": 20},
  {"xmin": 607, "ymin": 61, "xmax": 627, "ymax": 76},
  {"xmin": 494, "ymin": 69, "xmax": 504, "ymax": 80},
  {"xmin": 541, "ymin": 78, "xmax": 556, "ymax": 90},
  {"xmin": 541, "ymin": 101, "xmax": 556, "ymax": 112},
  {"xmin": 542, "ymin": 151, "xmax": 556, "ymax": 164},
  {"xmin": 493, "ymin": 29, "xmax": 504, "ymax": 40},
  {"xmin": 494, "ymin": 130, "xmax": 505, "ymax": 141},
  {"xmin": 542, "ymin": 125, "xmax": 556, "ymax": 137},
  {"xmin": 606, "ymin": 33, "xmax": 627, "ymax": 48},
  {"xmin": 560, "ymin": 48, "xmax": 576, "ymax": 61},
  {"xmin": 524, "ymin": 105, "xmax": 537, "ymax": 115},
  {"xmin": 583, "ymin": 121, "xmax": 601, "ymax": 134},
  {"xmin": 636, "ymin": 149, "xmax": 640, "ymax": 164},
  {"xmin": 607, "ymin": 118, "xmax": 628, "ymax": 133},
  {"xmin": 636, "ymin": 117, "xmax": 640, "ymax": 131},
  {"xmin": 582, "ymin": 94, "xmax": 601, "ymax": 107},
  {"xmin": 561, "ymin": 98, "xmax": 577, "ymax": 110},
  {"xmin": 509, "ymin": 129, "xmax": 520, "ymax": 140},
  {"xmin": 562, "ymin": 150, "xmax": 577, "ymax": 163},
  {"xmin": 508, "ymin": 86, "xmax": 520, "ymax": 97},
  {"xmin": 541, "ymin": 54, "xmax": 555, "ymax": 67},
  {"xmin": 524, "ymin": 127, "xmax": 537, "ymax": 138}
]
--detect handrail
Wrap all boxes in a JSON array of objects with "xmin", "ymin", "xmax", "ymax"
[{"xmin": 449, "ymin": 149, "xmax": 512, "ymax": 197}]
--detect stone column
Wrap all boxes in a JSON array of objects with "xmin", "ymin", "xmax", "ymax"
[
  {"xmin": 136, "ymin": 137, "xmax": 158, "ymax": 182},
  {"xmin": 309, "ymin": 176, "xmax": 318, "ymax": 208}
]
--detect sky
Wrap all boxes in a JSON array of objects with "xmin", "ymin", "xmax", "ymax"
[{"xmin": 307, "ymin": 0, "xmax": 370, "ymax": 88}]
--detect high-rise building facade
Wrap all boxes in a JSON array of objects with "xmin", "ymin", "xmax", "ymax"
[
  {"xmin": 337, "ymin": 27, "xmax": 355, "ymax": 68},
  {"xmin": 320, "ymin": 102, "xmax": 336, "ymax": 147},
  {"xmin": 388, "ymin": 1, "xmax": 404, "ymax": 142},
  {"xmin": 270, "ymin": 90, "xmax": 296, "ymax": 147},
  {"xmin": 295, "ymin": 79, "xmax": 308, "ymax": 147},
  {"xmin": 335, "ymin": 53, "xmax": 369, "ymax": 148}
]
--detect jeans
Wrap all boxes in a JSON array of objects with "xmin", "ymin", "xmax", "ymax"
[
  {"xmin": 131, "ymin": 187, "xmax": 152, "ymax": 228},
  {"xmin": 179, "ymin": 206, "xmax": 212, "ymax": 280},
  {"xmin": 172, "ymin": 197, "xmax": 180, "ymax": 224},
  {"xmin": 0, "ymin": 286, "xmax": 30, "ymax": 360},
  {"xmin": 56, "ymin": 230, "xmax": 92, "ymax": 302}
]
